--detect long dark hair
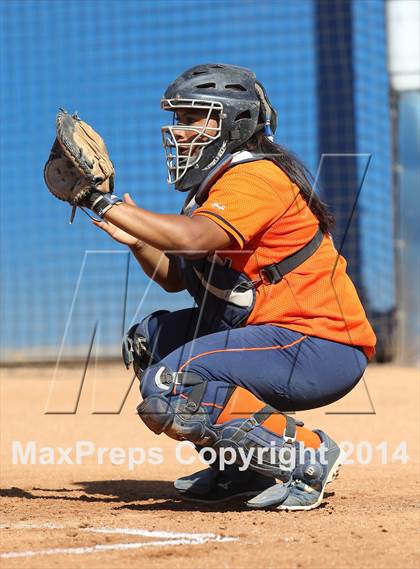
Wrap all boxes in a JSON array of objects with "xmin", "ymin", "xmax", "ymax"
[{"xmin": 244, "ymin": 132, "xmax": 335, "ymax": 234}]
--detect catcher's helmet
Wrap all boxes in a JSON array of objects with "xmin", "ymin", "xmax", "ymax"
[{"xmin": 161, "ymin": 63, "xmax": 277, "ymax": 191}]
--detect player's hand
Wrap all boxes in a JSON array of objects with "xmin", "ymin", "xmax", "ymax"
[{"xmin": 92, "ymin": 193, "xmax": 144, "ymax": 248}]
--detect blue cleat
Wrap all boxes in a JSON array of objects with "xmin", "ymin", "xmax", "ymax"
[
  {"xmin": 175, "ymin": 466, "xmax": 275, "ymax": 504},
  {"xmin": 247, "ymin": 430, "xmax": 343, "ymax": 511}
]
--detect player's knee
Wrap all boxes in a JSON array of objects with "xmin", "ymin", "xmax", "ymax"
[
  {"xmin": 136, "ymin": 393, "xmax": 217, "ymax": 445},
  {"xmin": 137, "ymin": 365, "xmax": 218, "ymax": 446},
  {"xmin": 140, "ymin": 364, "xmax": 174, "ymax": 398},
  {"xmin": 140, "ymin": 362, "xmax": 210, "ymax": 398}
]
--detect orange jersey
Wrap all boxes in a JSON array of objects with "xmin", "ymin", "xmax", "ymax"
[{"xmin": 192, "ymin": 159, "xmax": 377, "ymax": 359}]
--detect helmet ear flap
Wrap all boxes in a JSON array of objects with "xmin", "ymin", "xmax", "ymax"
[{"xmin": 229, "ymin": 105, "xmax": 260, "ymax": 146}]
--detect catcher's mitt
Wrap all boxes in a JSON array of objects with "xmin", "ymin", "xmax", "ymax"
[{"xmin": 44, "ymin": 109, "xmax": 115, "ymax": 215}]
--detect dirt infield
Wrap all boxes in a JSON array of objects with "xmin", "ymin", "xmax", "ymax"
[{"xmin": 0, "ymin": 363, "xmax": 419, "ymax": 569}]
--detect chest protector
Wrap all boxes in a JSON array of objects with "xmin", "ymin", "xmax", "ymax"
[
  {"xmin": 178, "ymin": 151, "xmax": 260, "ymax": 332},
  {"xmin": 178, "ymin": 151, "xmax": 323, "ymax": 332}
]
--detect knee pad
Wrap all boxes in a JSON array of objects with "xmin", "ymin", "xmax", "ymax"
[
  {"xmin": 140, "ymin": 364, "xmax": 207, "ymax": 398},
  {"xmin": 122, "ymin": 310, "xmax": 170, "ymax": 376},
  {"xmin": 137, "ymin": 394, "xmax": 218, "ymax": 446},
  {"xmin": 137, "ymin": 366, "xmax": 226, "ymax": 445}
]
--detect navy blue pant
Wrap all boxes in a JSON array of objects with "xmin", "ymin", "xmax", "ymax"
[{"xmin": 140, "ymin": 308, "xmax": 367, "ymax": 413}]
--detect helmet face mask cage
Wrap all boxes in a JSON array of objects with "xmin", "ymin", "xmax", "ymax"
[{"xmin": 161, "ymin": 99, "xmax": 223, "ymax": 186}]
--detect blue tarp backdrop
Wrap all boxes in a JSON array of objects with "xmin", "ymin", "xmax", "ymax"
[{"xmin": 0, "ymin": 0, "xmax": 394, "ymax": 361}]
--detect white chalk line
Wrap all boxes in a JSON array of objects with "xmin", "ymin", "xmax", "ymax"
[
  {"xmin": 0, "ymin": 523, "xmax": 233, "ymax": 540},
  {"xmin": 0, "ymin": 523, "xmax": 238, "ymax": 559},
  {"xmin": 86, "ymin": 526, "xmax": 234, "ymax": 540},
  {"xmin": 0, "ymin": 522, "xmax": 64, "ymax": 530}
]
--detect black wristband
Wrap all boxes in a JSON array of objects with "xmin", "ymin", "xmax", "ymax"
[
  {"xmin": 89, "ymin": 193, "xmax": 123, "ymax": 218},
  {"xmin": 80, "ymin": 189, "xmax": 103, "ymax": 209}
]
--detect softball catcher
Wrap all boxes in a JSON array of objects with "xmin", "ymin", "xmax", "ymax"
[{"xmin": 44, "ymin": 64, "xmax": 376, "ymax": 510}]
